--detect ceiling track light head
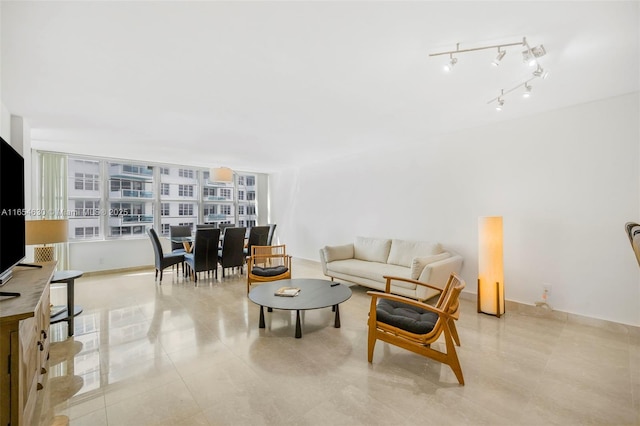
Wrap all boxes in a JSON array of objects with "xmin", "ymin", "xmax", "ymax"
[
  {"xmin": 492, "ymin": 48, "xmax": 507, "ymax": 66},
  {"xmin": 522, "ymin": 44, "xmax": 547, "ymax": 66},
  {"xmin": 496, "ymin": 97, "xmax": 505, "ymax": 111},
  {"xmin": 523, "ymin": 83, "xmax": 532, "ymax": 98},
  {"xmin": 444, "ymin": 53, "xmax": 458, "ymax": 72}
]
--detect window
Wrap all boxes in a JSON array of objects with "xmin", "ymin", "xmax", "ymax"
[
  {"xmin": 75, "ymin": 200, "xmax": 100, "ymax": 216},
  {"xmin": 61, "ymin": 156, "xmax": 259, "ymax": 241},
  {"xmin": 178, "ymin": 185, "xmax": 194, "ymax": 197},
  {"xmin": 179, "ymin": 203, "xmax": 194, "ymax": 216},
  {"xmin": 74, "ymin": 227, "xmax": 99, "ymax": 239},
  {"xmin": 178, "ymin": 169, "xmax": 194, "ymax": 179},
  {"xmin": 74, "ymin": 173, "xmax": 99, "ymax": 191}
]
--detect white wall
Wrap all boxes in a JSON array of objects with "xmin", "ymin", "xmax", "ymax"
[
  {"xmin": 270, "ymin": 93, "xmax": 640, "ymax": 326},
  {"xmin": 68, "ymin": 238, "xmax": 155, "ymax": 273}
]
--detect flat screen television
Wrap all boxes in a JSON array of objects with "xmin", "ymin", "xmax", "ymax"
[{"xmin": 0, "ymin": 136, "xmax": 26, "ymax": 285}]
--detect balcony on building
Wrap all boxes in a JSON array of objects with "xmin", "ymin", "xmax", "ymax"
[{"xmin": 108, "ymin": 214, "xmax": 154, "ymax": 227}]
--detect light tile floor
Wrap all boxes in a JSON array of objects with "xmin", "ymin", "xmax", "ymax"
[{"xmin": 40, "ymin": 259, "xmax": 639, "ymax": 425}]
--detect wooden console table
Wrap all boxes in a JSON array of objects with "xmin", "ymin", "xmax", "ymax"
[{"xmin": 0, "ymin": 262, "xmax": 56, "ymax": 426}]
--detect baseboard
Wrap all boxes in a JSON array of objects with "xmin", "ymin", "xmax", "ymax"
[{"xmin": 460, "ymin": 291, "xmax": 640, "ymax": 335}]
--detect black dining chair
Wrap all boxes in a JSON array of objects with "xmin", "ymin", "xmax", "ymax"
[
  {"xmin": 244, "ymin": 226, "xmax": 270, "ymax": 257},
  {"xmin": 147, "ymin": 228, "xmax": 184, "ymax": 282},
  {"xmin": 185, "ymin": 228, "xmax": 221, "ymax": 282},
  {"xmin": 266, "ymin": 223, "xmax": 277, "ymax": 245},
  {"xmin": 218, "ymin": 227, "xmax": 247, "ymax": 278},
  {"xmin": 170, "ymin": 225, "xmax": 191, "ymax": 273}
]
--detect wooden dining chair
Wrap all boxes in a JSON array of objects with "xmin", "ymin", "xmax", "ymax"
[{"xmin": 367, "ymin": 273, "xmax": 466, "ymax": 385}]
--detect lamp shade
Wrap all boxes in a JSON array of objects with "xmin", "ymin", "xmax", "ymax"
[
  {"xmin": 478, "ymin": 216, "xmax": 504, "ymax": 316},
  {"xmin": 210, "ymin": 167, "xmax": 234, "ymax": 183},
  {"xmin": 25, "ymin": 219, "xmax": 68, "ymax": 245}
]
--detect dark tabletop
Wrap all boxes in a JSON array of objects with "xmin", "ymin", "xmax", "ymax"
[{"xmin": 248, "ymin": 278, "xmax": 351, "ymax": 311}]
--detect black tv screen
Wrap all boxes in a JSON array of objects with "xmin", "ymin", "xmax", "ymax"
[{"xmin": 0, "ymin": 136, "xmax": 26, "ymax": 285}]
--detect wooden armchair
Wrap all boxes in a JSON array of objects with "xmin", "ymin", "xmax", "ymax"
[
  {"xmin": 367, "ymin": 273, "xmax": 466, "ymax": 385},
  {"xmin": 247, "ymin": 245, "xmax": 292, "ymax": 294}
]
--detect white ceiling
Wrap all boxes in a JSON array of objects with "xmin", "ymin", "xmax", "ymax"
[{"xmin": 2, "ymin": 1, "xmax": 638, "ymax": 173}]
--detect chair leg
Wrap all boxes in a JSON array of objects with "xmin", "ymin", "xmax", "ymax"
[
  {"xmin": 449, "ymin": 319, "xmax": 461, "ymax": 346},
  {"xmin": 443, "ymin": 323, "xmax": 464, "ymax": 385}
]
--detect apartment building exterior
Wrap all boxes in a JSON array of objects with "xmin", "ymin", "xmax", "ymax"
[{"xmin": 67, "ymin": 156, "xmax": 257, "ymax": 240}]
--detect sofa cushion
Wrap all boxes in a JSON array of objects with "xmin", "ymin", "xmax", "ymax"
[
  {"xmin": 323, "ymin": 244, "xmax": 354, "ymax": 263},
  {"xmin": 376, "ymin": 299, "xmax": 438, "ymax": 334},
  {"xmin": 327, "ymin": 259, "xmax": 411, "ymax": 284},
  {"xmin": 410, "ymin": 252, "xmax": 451, "ymax": 280},
  {"xmin": 387, "ymin": 239, "xmax": 443, "ymax": 267},
  {"xmin": 354, "ymin": 237, "xmax": 392, "ymax": 263}
]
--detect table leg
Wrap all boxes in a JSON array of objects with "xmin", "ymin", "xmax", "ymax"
[
  {"xmin": 67, "ymin": 279, "xmax": 75, "ymax": 337},
  {"xmin": 334, "ymin": 304, "xmax": 341, "ymax": 328},
  {"xmin": 295, "ymin": 310, "xmax": 302, "ymax": 338},
  {"xmin": 259, "ymin": 306, "xmax": 265, "ymax": 329}
]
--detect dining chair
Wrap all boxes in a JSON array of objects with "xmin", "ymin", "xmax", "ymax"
[
  {"xmin": 218, "ymin": 227, "xmax": 247, "ymax": 278},
  {"xmin": 147, "ymin": 228, "xmax": 184, "ymax": 282},
  {"xmin": 185, "ymin": 228, "xmax": 221, "ymax": 282},
  {"xmin": 266, "ymin": 223, "xmax": 277, "ymax": 245},
  {"xmin": 244, "ymin": 226, "xmax": 270, "ymax": 257},
  {"xmin": 170, "ymin": 225, "xmax": 191, "ymax": 273}
]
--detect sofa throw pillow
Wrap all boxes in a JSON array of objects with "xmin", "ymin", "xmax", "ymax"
[
  {"xmin": 388, "ymin": 240, "xmax": 443, "ymax": 267},
  {"xmin": 323, "ymin": 244, "xmax": 354, "ymax": 263},
  {"xmin": 354, "ymin": 237, "xmax": 392, "ymax": 263},
  {"xmin": 411, "ymin": 252, "xmax": 451, "ymax": 280}
]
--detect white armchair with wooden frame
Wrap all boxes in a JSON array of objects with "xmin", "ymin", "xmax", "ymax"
[{"xmin": 246, "ymin": 245, "xmax": 292, "ymax": 294}]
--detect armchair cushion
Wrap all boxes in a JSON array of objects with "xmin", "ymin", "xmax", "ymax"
[
  {"xmin": 251, "ymin": 265, "xmax": 289, "ymax": 277},
  {"xmin": 376, "ymin": 298, "xmax": 438, "ymax": 335},
  {"xmin": 411, "ymin": 252, "xmax": 451, "ymax": 279}
]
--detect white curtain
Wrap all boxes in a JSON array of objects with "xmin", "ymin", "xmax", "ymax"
[{"xmin": 39, "ymin": 152, "xmax": 69, "ymax": 270}]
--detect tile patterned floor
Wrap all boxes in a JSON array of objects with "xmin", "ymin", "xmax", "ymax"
[{"xmin": 39, "ymin": 259, "xmax": 639, "ymax": 425}]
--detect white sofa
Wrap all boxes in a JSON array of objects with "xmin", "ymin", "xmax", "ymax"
[{"xmin": 319, "ymin": 237, "xmax": 463, "ymax": 301}]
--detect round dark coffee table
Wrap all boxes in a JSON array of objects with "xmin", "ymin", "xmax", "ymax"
[{"xmin": 248, "ymin": 278, "xmax": 352, "ymax": 338}]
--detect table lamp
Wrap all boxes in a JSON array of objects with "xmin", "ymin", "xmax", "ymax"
[{"xmin": 25, "ymin": 219, "xmax": 68, "ymax": 262}]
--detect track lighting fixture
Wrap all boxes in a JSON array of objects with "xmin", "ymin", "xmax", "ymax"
[
  {"xmin": 532, "ymin": 65, "xmax": 549, "ymax": 79},
  {"xmin": 429, "ymin": 36, "xmax": 549, "ymax": 109},
  {"xmin": 444, "ymin": 54, "xmax": 458, "ymax": 72},
  {"xmin": 492, "ymin": 48, "xmax": 507, "ymax": 66},
  {"xmin": 522, "ymin": 44, "xmax": 547, "ymax": 66}
]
